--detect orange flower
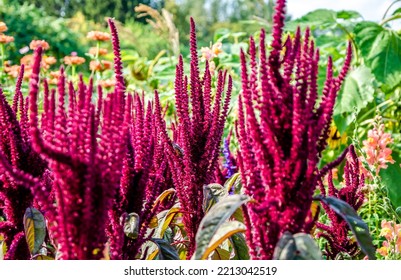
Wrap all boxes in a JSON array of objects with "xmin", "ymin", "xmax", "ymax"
[
  {"xmin": 4, "ymin": 65, "xmax": 20, "ymax": 78},
  {"xmin": 29, "ymin": 40, "xmax": 50, "ymax": 51},
  {"xmin": 361, "ymin": 123, "xmax": 395, "ymax": 176},
  {"xmin": 0, "ymin": 22, "xmax": 7, "ymax": 33},
  {"xmin": 98, "ymin": 79, "xmax": 116, "ymax": 89},
  {"xmin": 87, "ymin": 31, "xmax": 110, "ymax": 41},
  {"xmin": 201, "ymin": 42, "xmax": 223, "ymax": 61},
  {"xmin": 48, "ymin": 71, "xmax": 61, "ymax": 85},
  {"xmin": 90, "ymin": 60, "xmax": 112, "ymax": 72},
  {"xmin": 377, "ymin": 246, "xmax": 388, "ymax": 257},
  {"xmin": 43, "ymin": 56, "xmax": 57, "ymax": 65},
  {"xmin": 64, "ymin": 55, "xmax": 86, "ymax": 66},
  {"xmin": 20, "ymin": 54, "xmax": 34, "ymax": 66},
  {"xmin": 23, "ymin": 68, "xmax": 33, "ymax": 80},
  {"xmin": 0, "ymin": 34, "xmax": 14, "ymax": 44},
  {"xmin": 89, "ymin": 47, "xmax": 108, "ymax": 56}
]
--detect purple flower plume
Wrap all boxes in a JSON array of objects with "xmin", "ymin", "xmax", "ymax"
[
  {"xmin": 316, "ymin": 145, "xmax": 365, "ymax": 259},
  {"xmin": 154, "ymin": 18, "xmax": 232, "ymax": 258},
  {"xmin": 237, "ymin": 0, "xmax": 352, "ymax": 259},
  {"xmin": 0, "ymin": 65, "xmax": 47, "ymax": 260},
  {"xmin": 107, "ymin": 93, "xmax": 170, "ymax": 260}
]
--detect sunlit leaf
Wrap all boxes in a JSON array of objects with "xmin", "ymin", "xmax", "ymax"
[
  {"xmin": 314, "ymin": 195, "xmax": 376, "ymax": 260},
  {"xmin": 202, "ymin": 220, "xmax": 246, "ymax": 259},
  {"xmin": 354, "ymin": 21, "xmax": 401, "ymax": 92},
  {"xmin": 23, "ymin": 207, "xmax": 46, "ymax": 256},
  {"xmin": 224, "ymin": 173, "xmax": 241, "ymax": 194},
  {"xmin": 211, "ymin": 247, "xmax": 231, "ymax": 260},
  {"xmin": 193, "ymin": 194, "xmax": 251, "ymax": 260}
]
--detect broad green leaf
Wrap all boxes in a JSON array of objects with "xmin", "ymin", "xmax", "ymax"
[
  {"xmin": 150, "ymin": 238, "xmax": 179, "ymax": 260},
  {"xmin": 158, "ymin": 204, "xmax": 181, "ymax": 238},
  {"xmin": 379, "ymin": 159, "xmax": 401, "ymax": 208},
  {"xmin": 211, "ymin": 248, "xmax": 231, "ymax": 260},
  {"xmin": 201, "ymin": 220, "xmax": 246, "ymax": 259},
  {"xmin": 354, "ymin": 21, "xmax": 401, "ymax": 91},
  {"xmin": 334, "ymin": 65, "xmax": 375, "ymax": 115},
  {"xmin": 314, "ymin": 195, "xmax": 376, "ymax": 260},
  {"xmin": 202, "ymin": 183, "xmax": 227, "ymax": 212},
  {"xmin": 230, "ymin": 233, "xmax": 250, "ymax": 260},
  {"xmin": 23, "ymin": 207, "xmax": 46, "ymax": 256},
  {"xmin": 273, "ymin": 232, "xmax": 322, "ymax": 260},
  {"xmin": 123, "ymin": 213, "xmax": 140, "ymax": 239},
  {"xmin": 193, "ymin": 194, "xmax": 251, "ymax": 260}
]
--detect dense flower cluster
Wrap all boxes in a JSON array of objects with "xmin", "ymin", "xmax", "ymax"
[
  {"xmin": 316, "ymin": 145, "xmax": 365, "ymax": 259},
  {"xmin": 361, "ymin": 121, "xmax": 395, "ymax": 176},
  {"xmin": 155, "ymin": 18, "xmax": 232, "ymax": 258},
  {"xmin": 377, "ymin": 220, "xmax": 401, "ymax": 257},
  {"xmin": 237, "ymin": 0, "xmax": 352, "ymax": 259}
]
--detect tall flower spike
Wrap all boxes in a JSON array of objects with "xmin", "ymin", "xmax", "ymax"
[
  {"xmin": 0, "ymin": 65, "xmax": 47, "ymax": 260},
  {"xmin": 24, "ymin": 40, "xmax": 128, "ymax": 259},
  {"xmin": 237, "ymin": 0, "xmax": 352, "ymax": 259},
  {"xmin": 155, "ymin": 18, "xmax": 232, "ymax": 259},
  {"xmin": 316, "ymin": 145, "xmax": 365, "ymax": 259}
]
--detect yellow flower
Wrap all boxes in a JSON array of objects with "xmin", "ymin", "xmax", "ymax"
[
  {"xmin": 377, "ymin": 246, "xmax": 388, "ymax": 257},
  {"xmin": 327, "ymin": 125, "xmax": 347, "ymax": 149}
]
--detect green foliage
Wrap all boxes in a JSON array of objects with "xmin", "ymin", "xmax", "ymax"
[
  {"xmin": 23, "ymin": 207, "xmax": 46, "ymax": 257},
  {"xmin": 354, "ymin": 21, "xmax": 401, "ymax": 92},
  {"xmin": 0, "ymin": 1, "xmax": 87, "ymax": 60},
  {"xmin": 193, "ymin": 194, "xmax": 250, "ymax": 260}
]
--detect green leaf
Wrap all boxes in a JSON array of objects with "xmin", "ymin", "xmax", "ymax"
[
  {"xmin": 224, "ymin": 173, "xmax": 242, "ymax": 194},
  {"xmin": 273, "ymin": 232, "xmax": 322, "ymax": 260},
  {"xmin": 230, "ymin": 233, "xmax": 250, "ymax": 260},
  {"xmin": 23, "ymin": 207, "xmax": 46, "ymax": 256},
  {"xmin": 202, "ymin": 183, "xmax": 228, "ymax": 212},
  {"xmin": 334, "ymin": 65, "xmax": 376, "ymax": 115},
  {"xmin": 202, "ymin": 220, "xmax": 246, "ymax": 259},
  {"xmin": 211, "ymin": 248, "xmax": 231, "ymax": 260},
  {"xmin": 354, "ymin": 21, "xmax": 401, "ymax": 91},
  {"xmin": 314, "ymin": 196, "xmax": 376, "ymax": 260},
  {"xmin": 379, "ymin": 160, "xmax": 401, "ymax": 209},
  {"xmin": 150, "ymin": 238, "xmax": 179, "ymax": 260},
  {"xmin": 193, "ymin": 194, "xmax": 251, "ymax": 260},
  {"xmin": 123, "ymin": 213, "xmax": 140, "ymax": 239}
]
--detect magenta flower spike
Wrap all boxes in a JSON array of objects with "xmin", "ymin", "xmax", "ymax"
[
  {"xmin": 237, "ymin": 0, "xmax": 352, "ymax": 259},
  {"xmin": 316, "ymin": 145, "xmax": 365, "ymax": 259},
  {"xmin": 154, "ymin": 17, "xmax": 232, "ymax": 258},
  {"xmin": 0, "ymin": 65, "xmax": 47, "ymax": 260}
]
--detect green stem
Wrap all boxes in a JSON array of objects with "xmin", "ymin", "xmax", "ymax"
[
  {"xmin": 0, "ymin": 43, "xmax": 5, "ymax": 77},
  {"xmin": 380, "ymin": 14, "xmax": 401, "ymax": 26},
  {"xmin": 382, "ymin": 0, "xmax": 401, "ymax": 21}
]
